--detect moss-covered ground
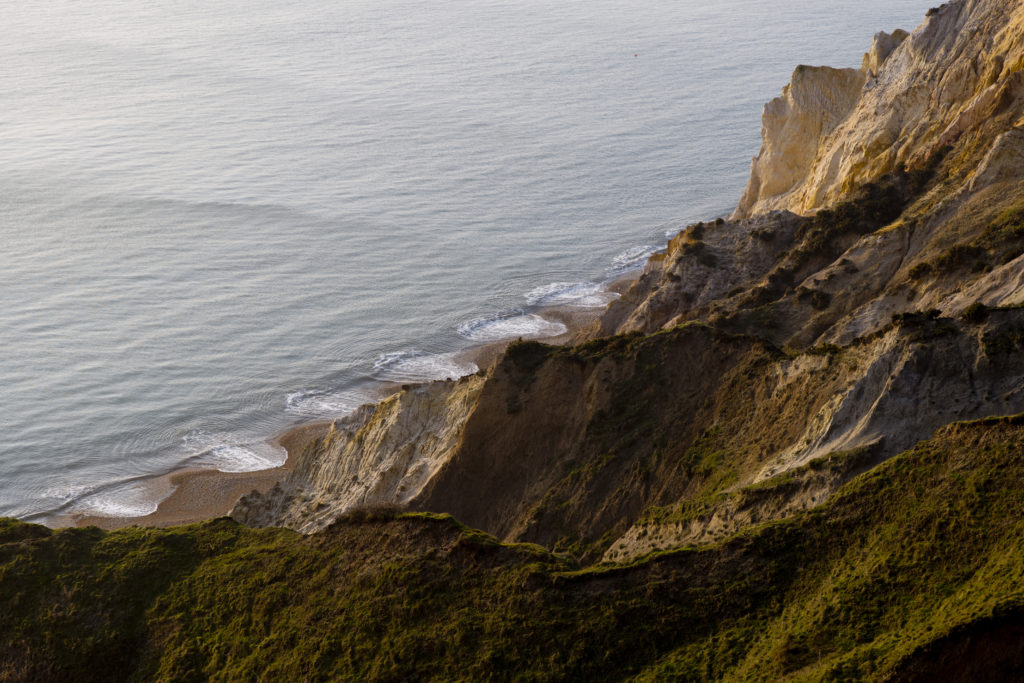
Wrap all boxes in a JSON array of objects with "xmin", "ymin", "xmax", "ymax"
[{"xmin": 3, "ymin": 415, "xmax": 1024, "ymax": 681}]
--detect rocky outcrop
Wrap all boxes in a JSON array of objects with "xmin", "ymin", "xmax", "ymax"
[
  {"xmin": 732, "ymin": 66, "xmax": 868, "ymax": 220},
  {"xmin": 236, "ymin": 307, "xmax": 1024, "ymax": 564},
  {"xmin": 232, "ymin": 376, "xmax": 484, "ymax": 532},
  {"xmin": 733, "ymin": 0, "xmax": 1024, "ymax": 219},
  {"xmin": 235, "ymin": 0, "xmax": 1024, "ymax": 566},
  {"xmin": 861, "ymin": 29, "xmax": 910, "ymax": 76},
  {"xmin": 587, "ymin": 211, "xmax": 804, "ymax": 337}
]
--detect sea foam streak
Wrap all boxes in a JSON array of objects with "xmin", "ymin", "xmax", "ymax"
[
  {"xmin": 183, "ymin": 431, "xmax": 287, "ymax": 473},
  {"xmin": 65, "ymin": 479, "xmax": 173, "ymax": 518},
  {"xmin": 609, "ymin": 245, "xmax": 662, "ymax": 275},
  {"xmin": 285, "ymin": 388, "xmax": 368, "ymax": 418},
  {"xmin": 525, "ymin": 281, "xmax": 619, "ymax": 308},
  {"xmin": 457, "ymin": 312, "xmax": 568, "ymax": 342},
  {"xmin": 373, "ymin": 350, "xmax": 478, "ymax": 383}
]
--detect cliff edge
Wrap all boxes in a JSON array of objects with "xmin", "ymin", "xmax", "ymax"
[
  {"xmin": 7, "ymin": 1, "xmax": 1024, "ymax": 679},
  {"xmin": 733, "ymin": 0, "xmax": 1024, "ymax": 219},
  {"xmin": 235, "ymin": 0, "xmax": 1024, "ymax": 566}
]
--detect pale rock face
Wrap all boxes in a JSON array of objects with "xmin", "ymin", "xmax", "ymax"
[
  {"xmin": 232, "ymin": 376, "xmax": 483, "ymax": 532},
  {"xmin": 733, "ymin": 0, "xmax": 1024, "ymax": 219},
  {"xmin": 732, "ymin": 66, "xmax": 867, "ymax": 220},
  {"xmin": 940, "ymin": 251, "xmax": 1024, "ymax": 314},
  {"xmin": 968, "ymin": 126, "xmax": 1024, "ymax": 191},
  {"xmin": 861, "ymin": 29, "xmax": 910, "ymax": 76}
]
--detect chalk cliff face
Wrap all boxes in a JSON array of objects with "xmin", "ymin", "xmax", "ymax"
[
  {"xmin": 235, "ymin": 0, "xmax": 1024, "ymax": 565},
  {"xmin": 732, "ymin": 65, "xmax": 868, "ymax": 220},
  {"xmin": 733, "ymin": 0, "xmax": 1024, "ymax": 219}
]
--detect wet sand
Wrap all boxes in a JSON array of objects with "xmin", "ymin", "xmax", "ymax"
[{"xmin": 65, "ymin": 273, "xmax": 639, "ymax": 531}]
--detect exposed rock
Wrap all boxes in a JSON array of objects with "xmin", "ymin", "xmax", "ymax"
[
  {"xmin": 234, "ymin": 0, "xmax": 1024, "ymax": 566},
  {"xmin": 585, "ymin": 211, "xmax": 803, "ymax": 337},
  {"xmin": 941, "ymin": 252, "xmax": 1024, "ymax": 314},
  {"xmin": 237, "ymin": 302, "xmax": 1024, "ymax": 566},
  {"xmin": 968, "ymin": 126, "xmax": 1024, "ymax": 191},
  {"xmin": 862, "ymin": 29, "xmax": 910, "ymax": 76},
  {"xmin": 732, "ymin": 66, "xmax": 867, "ymax": 220},
  {"xmin": 734, "ymin": 0, "xmax": 1024, "ymax": 218},
  {"xmin": 232, "ymin": 375, "xmax": 483, "ymax": 532}
]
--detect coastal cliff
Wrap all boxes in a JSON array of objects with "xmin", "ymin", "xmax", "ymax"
[
  {"xmin": 733, "ymin": 0, "xmax": 1024, "ymax": 218},
  {"xmin": 230, "ymin": 0, "xmax": 1024, "ymax": 580},
  {"xmin": 6, "ymin": 1, "xmax": 1024, "ymax": 679}
]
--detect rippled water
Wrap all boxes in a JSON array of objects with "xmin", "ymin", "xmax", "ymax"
[{"xmin": 0, "ymin": 0, "xmax": 933, "ymax": 520}]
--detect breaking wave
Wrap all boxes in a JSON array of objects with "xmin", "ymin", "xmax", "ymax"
[
  {"xmin": 457, "ymin": 312, "xmax": 568, "ymax": 342},
  {"xmin": 372, "ymin": 350, "xmax": 478, "ymax": 383},
  {"xmin": 524, "ymin": 281, "xmax": 619, "ymax": 308}
]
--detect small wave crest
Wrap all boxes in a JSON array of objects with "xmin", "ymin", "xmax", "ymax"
[
  {"xmin": 609, "ymin": 244, "xmax": 661, "ymax": 275},
  {"xmin": 183, "ymin": 431, "xmax": 286, "ymax": 473},
  {"xmin": 457, "ymin": 312, "xmax": 568, "ymax": 342},
  {"xmin": 63, "ymin": 478, "xmax": 173, "ymax": 518},
  {"xmin": 373, "ymin": 350, "xmax": 478, "ymax": 383},
  {"xmin": 285, "ymin": 388, "xmax": 366, "ymax": 417},
  {"xmin": 524, "ymin": 281, "xmax": 619, "ymax": 308}
]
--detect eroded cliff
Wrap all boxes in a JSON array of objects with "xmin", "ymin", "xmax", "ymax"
[
  {"xmin": 232, "ymin": 0, "xmax": 1024, "ymax": 567},
  {"xmin": 734, "ymin": 0, "xmax": 1024, "ymax": 219},
  {"xmin": 233, "ymin": 375, "xmax": 484, "ymax": 532},
  {"xmin": 9, "ymin": 1, "xmax": 1024, "ymax": 678}
]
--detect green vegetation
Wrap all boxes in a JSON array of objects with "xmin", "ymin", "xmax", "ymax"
[
  {"xmin": 961, "ymin": 301, "xmax": 990, "ymax": 323},
  {"xmin": 786, "ymin": 169, "xmax": 921, "ymax": 275},
  {"xmin": 4, "ymin": 417, "xmax": 1024, "ymax": 680},
  {"xmin": 908, "ymin": 197, "xmax": 1024, "ymax": 281}
]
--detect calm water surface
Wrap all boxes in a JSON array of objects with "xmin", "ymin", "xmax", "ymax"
[{"xmin": 1, "ymin": 0, "xmax": 933, "ymax": 520}]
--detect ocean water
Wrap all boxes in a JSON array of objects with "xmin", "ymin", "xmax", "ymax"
[{"xmin": 1, "ymin": 0, "xmax": 933, "ymax": 521}]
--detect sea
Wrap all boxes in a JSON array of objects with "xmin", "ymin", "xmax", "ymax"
[{"xmin": 1, "ymin": 0, "xmax": 934, "ymax": 522}]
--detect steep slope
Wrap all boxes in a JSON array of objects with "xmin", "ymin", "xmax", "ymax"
[
  {"xmin": 7, "ymin": 414, "xmax": 1024, "ymax": 680},
  {"xmin": 235, "ymin": 305, "xmax": 1024, "ymax": 563},
  {"xmin": 229, "ymin": 0, "xmax": 1024, "ymax": 564},
  {"xmin": 233, "ymin": 376, "xmax": 484, "ymax": 532},
  {"xmin": 733, "ymin": 0, "xmax": 1024, "ymax": 218}
]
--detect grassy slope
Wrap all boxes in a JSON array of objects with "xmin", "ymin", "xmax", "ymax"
[{"xmin": 3, "ymin": 415, "xmax": 1024, "ymax": 681}]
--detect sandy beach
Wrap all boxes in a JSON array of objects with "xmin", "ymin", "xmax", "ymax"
[
  {"xmin": 64, "ymin": 273, "xmax": 640, "ymax": 531},
  {"xmin": 54, "ymin": 421, "xmax": 332, "ymax": 530}
]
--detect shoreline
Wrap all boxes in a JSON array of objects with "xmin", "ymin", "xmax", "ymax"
[
  {"xmin": 61, "ymin": 273, "xmax": 640, "ymax": 531},
  {"xmin": 53, "ymin": 422, "xmax": 332, "ymax": 531}
]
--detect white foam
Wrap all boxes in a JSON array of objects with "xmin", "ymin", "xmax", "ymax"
[
  {"xmin": 183, "ymin": 430, "xmax": 287, "ymax": 473},
  {"xmin": 285, "ymin": 388, "xmax": 364, "ymax": 417},
  {"xmin": 373, "ymin": 350, "xmax": 478, "ymax": 383},
  {"xmin": 202, "ymin": 444, "xmax": 283, "ymax": 473},
  {"xmin": 609, "ymin": 244, "xmax": 661, "ymax": 274},
  {"xmin": 41, "ymin": 482, "xmax": 90, "ymax": 504},
  {"xmin": 48, "ymin": 431, "xmax": 286, "ymax": 519},
  {"xmin": 457, "ymin": 313, "xmax": 568, "ymax": 342},
  {"xmin": 525, "ymin": 281, "xmax": 619, "ymax": 308},
  {"xmin": 67, "ymin": 479, "xmax": 172, "ymax": 518}
]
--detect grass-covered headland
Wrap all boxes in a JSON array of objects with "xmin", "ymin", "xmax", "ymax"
[{"xmin": 4, "ymin": 415, "xmax": 1024, "ymax": 681}]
